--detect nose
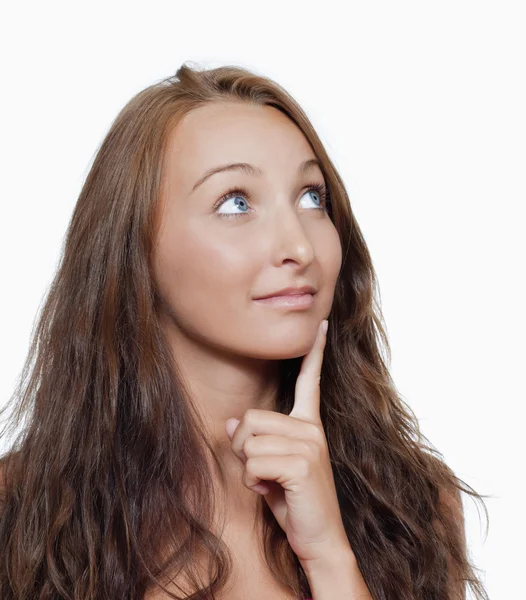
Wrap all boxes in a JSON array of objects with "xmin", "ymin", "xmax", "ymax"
[{"xmin": 266, "ymin": 204, "xmax": 316, "ymax": 267}]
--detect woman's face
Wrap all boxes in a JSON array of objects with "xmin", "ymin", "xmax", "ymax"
[{"xmin": 154, "ymin": 101, "xmax": 342, "ymax": 360}]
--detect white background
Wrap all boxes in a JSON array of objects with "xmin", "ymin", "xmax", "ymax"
[{"xmin": 1, "ymin": 1, "xmax": 524, "ymax": 598}]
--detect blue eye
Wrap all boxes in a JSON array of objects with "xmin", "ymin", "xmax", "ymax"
[{"xmin": 213, "ymin": 183, "xmax": 331, "ymax": 219}]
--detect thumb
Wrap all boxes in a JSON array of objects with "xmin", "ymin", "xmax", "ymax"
[{"xmin": 225, "ymin": 418, "xmax": 241, "ymax": 440}]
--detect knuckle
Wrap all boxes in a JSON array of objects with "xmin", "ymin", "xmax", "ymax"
[
  {"xmin": 296, "ymin": 455, "xmax": 311, "ymax": 478},
  {"xmin": 244, "ymin": 408, "xmax": 257, "ymax": 424},
  {"xmin": 243, "ymin": 436, "xmax": 255, "ymax": 456},
  {"xmin": 300, "ymin": 439, "xmax": 312, "ymax": 453},
  {"xmin": 303, "ymin": 439, "xmax": 320, "ymax": 459},
  {"xmin": 307, "ymin": 422, "xmax": 325, "ymax": 444}
]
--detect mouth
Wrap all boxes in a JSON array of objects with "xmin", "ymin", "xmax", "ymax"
[{"xmin": 252, "ymin": 292, "xmax": 316, "ymax": 310}]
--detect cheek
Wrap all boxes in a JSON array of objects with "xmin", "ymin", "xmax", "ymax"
[
  {"xmin": 155, "ymin": 231, "xmax": 255, "ymax": 321},
  {"xmin": 319, "ymin": 229, "xmax": 343, "ymax": 283},
  {"xmin": 334, "ymin": 236, "xmax": 343, "ymax": 276}
]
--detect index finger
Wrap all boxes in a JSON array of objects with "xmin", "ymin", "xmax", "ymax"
[{"xmin": 288, "ymin": 319, "xmax": 328, "ymax": 423}]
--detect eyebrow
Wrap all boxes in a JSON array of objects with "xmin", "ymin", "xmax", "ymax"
[{"xmin": 191, "ymin": 158, "xmax": 323, "ymax": 193}]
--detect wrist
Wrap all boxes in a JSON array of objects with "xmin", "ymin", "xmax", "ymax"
[
  {"xmin": 300, "ymin": 544, "xmax": 357, "ymax": 576},
  {"xmin": 300, "ymin": 547, "xmax": 373, "ymax": 600}
]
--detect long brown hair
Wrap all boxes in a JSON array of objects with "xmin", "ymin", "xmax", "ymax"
[{"xmin": 0, "ymin": 62, "xmax": 489, "ymax": 599}]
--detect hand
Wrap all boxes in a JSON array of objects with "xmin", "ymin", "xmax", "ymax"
[{"xmin": 225, "ymin": 319, "xmax": 352, "ymax": 564}]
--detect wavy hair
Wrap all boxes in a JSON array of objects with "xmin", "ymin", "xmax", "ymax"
[{"xmin": 0, "ymin": 62, "xmax": 490, "ymax": 599}]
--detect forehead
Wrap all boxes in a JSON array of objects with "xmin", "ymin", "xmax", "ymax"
[{"xmin": 163, "ymin": 102, "xmax": 317, "ymax": 192}]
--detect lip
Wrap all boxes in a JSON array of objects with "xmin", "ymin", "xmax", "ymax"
[
  {"xmin": 253, "ymin": 285, "xmax": 316, "ymax": 300},
  {"xmin": 253, "ymin": 292, "xmax": 315, "ymax": 310}
]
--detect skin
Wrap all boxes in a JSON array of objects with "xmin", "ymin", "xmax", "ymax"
[{"xmin": 153, "ymin": 101, "xmax": 342, "ymax": 513}]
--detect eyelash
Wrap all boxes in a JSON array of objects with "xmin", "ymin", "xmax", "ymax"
[{"xmin": 212, "ymin": 182, "xmax": 332, "ymax": 220}]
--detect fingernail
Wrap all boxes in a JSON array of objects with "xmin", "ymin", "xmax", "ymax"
[{"xmin": 322, "ymin": 319, "xmax": 328, "ymax": 334}]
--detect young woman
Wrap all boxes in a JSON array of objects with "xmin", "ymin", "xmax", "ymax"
[{"xmin": 0, "ymin": 62, "xmax": 489, "ymax": 599}]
